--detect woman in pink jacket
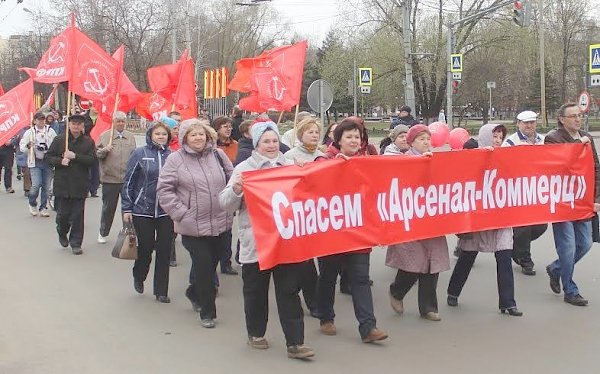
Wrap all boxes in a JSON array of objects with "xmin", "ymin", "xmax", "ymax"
[{"xmin": 157, "ymin": 119, "xmax": 233, "ymax": 329}]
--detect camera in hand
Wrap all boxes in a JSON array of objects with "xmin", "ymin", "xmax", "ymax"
[{"xmin": 36, "ymin": 143, "xmax": 48, "ymax": 151}]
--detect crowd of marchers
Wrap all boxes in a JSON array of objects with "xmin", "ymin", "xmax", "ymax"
[{"xmin": 0, "ymin": 102, "xmax": 598, "ymax": 360}]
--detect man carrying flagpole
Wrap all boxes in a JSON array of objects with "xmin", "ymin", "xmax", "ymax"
[{"xmin": 45, "ymin": 114, "xmax": 96, "ymax": 255}]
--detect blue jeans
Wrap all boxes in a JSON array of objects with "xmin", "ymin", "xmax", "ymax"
[
  {"xmin": 29, "ymin": 161, "xmax": 52, "ymax": 210},
  {"xmin": 317, "ymin": 252, "xmax": 376, "ymax": 339},
  {"xmin": 548, "ymin": 220, "xmax": 592, "ymax": 296}
]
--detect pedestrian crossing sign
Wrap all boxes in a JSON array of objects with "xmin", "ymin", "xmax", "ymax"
[
  {"xmin": 359, "ymin": 68, "xmax": 372, "ymax": 86},
  {"xmin": 450, "ymin": 54, "xmax": 463, "ymax": 73},
  {"xmin": 590, "ymin": 44, "xmax": 600, "ymax": 73}
]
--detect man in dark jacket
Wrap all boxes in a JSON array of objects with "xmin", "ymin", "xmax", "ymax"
[
  {"xmin": 390, "ymin": 105, "xmax": 419, "ymax": 129},
  {"xmin": 543, "ymin": 103, "xmax": 600, "ymax": 306},
  {"xmin": 45, "ymin": 114, "xmax": 96, "ymax": 255},
  {"xmin": 231, "ymin": 105, "xmax": 243, "ymax": 141}
]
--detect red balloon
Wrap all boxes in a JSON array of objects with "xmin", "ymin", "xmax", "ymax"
[
  {"xmin": 449, "ymin": 128, "xmax": 471, "ymax": 150},
  {"xmin": 428, "ymin": 121, "xmax": 450, "ymax": 147}
]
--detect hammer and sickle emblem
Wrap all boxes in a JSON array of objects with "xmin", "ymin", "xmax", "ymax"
[
  {"xmin": 0, "ymin": 102, "xmax": 12, "ymax": 117},
  {"xmin": 47, "ymin": 42, "xmax": 65, "ymax": 64},
  {"xmin": 270, "ymin": 76, "xmax": 286, "ymax": 102},
  {"xmin": 83, "ymin": 68, "xmax": 109, "ymax": 96}
]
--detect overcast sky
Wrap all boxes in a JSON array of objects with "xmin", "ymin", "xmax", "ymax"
[{"xmin": 0, "ymin": 0, "xmax": 342, "ymax": 42}]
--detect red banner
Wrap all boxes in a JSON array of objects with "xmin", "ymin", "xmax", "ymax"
[
  {"xmin": 229, "ymin": 41, "xmax": 307, "ymax": 112},
  {"xmin": 242, "ymin": 145, "xmax": 595, "ymax": 270},
  {"xmin": 0, "ymin": 79, "xmax": 35, "ymax": 146}
]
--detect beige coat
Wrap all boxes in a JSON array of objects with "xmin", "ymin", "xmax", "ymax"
[
  {"xmin": 96, "ymin": 129, "xmax": 136, "ymax": 183},
  {"xmin": 385, "ymin": 237, "xmax": 450, "ymax": 274}
]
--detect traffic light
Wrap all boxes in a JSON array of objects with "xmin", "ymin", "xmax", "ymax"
[
  {"xmin": 513, "ymin": 1, "xmax": 531, "ymax": 27},
  {"xmin": 452, "ymin": 80, "xmax": 459, "ymax": 95}
]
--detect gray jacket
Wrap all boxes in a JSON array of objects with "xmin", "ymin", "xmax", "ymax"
[
  {"xmin": 284, "ymin": 145, "xmax": 325, "ymax": 162},
  {"xmin": 219, "ymin": 151, "xmax": 293, "ymax": 264}
]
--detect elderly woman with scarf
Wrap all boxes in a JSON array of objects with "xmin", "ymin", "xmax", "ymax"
[
  {"xmin": 446, "ymin": 124, "xmax": 523, "ymax": 317},
  {"xmin": 386, "ymin": 125, "xmax": 450, "ymax": 322},
  {"xmin": 157, "ymin": 119, "xmax": 234, "ymax": 328},
  {"xmin": 219, "ymin": 121, "xmax": 314, "ymax": 360}
]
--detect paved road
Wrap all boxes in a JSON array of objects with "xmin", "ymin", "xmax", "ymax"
[{"xmin": 1, "ymin": 149, "xmax": 600, "ymax": 373}]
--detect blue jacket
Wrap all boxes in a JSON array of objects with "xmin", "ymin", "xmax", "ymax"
[{"xmin": 121, "ymin": 125, "xmax": 172, "ymax": 218}]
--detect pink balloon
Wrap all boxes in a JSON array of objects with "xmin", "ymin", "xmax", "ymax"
[
  {"xmin": 449, "ymin": 128, "xmax": 471, "ymax": 150},
  {"xmin": 428, "ymin": 121, "xmax": 450, "ymax": 148}
]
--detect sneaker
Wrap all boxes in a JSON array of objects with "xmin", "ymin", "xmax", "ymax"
[
  {"xmin": 200, "ymin": 318, "xmax": 215, "ymax": 328},
  {"xmin": 39, "ymin": 209, "xmax": 50, "ymax": 217},
  {"xmin": 7, "ymin": 187, "xmax": 14, "ymax": 193},
  {"xmin": 362, "ymin": 328, "xmax": 388, "ymax": 343},
  {"xmin": 546, "ymin": 266, "xmax": 561, "ymax": 294},
  {"xmin": 564, "ymin": 293, "xmax": 588, "ymax": 306},
  {"xmin": 71, "ymin": 247, "xmax": 83, "ymax": 255},
  {"xmin": 521, "ymin": 266, "xmax": 536, "ymax": 276},
  {"xmin": 287, "ymin": 345, "xmax": 315, "ymax": 359},
  {"xmin": 247, "ymin": 336, "xmax": 269, "ymax": 349},
  {"xmin": 97, "ymin": 234, "xmax": 107, "ymax": 244},
  {"xmin": 319, "ymin": 321, "xmax": 337, "ymax": 336},
  {"xmin": 447, "ymin": 295, "xmax": 458, "ymax": 307},
  {"xmin": 422, "ymin": 312, "xmax": 442, "ymax": 321},
  {"xmin": 389, "ymin": 292, "xmax": 404, "ymax": 314},
  {"xmin": 29, "ymin": 205, "xmax": 38, "ymax": 216}
]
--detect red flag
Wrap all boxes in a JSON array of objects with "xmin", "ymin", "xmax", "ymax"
[
  {"xmin": 70, "ymin": 28, "xmax": 120, "ymax": 104},
  {"xmin": 147, "ymin": 50, "xmax": 189, "ymax": 100},
  {"xmin": 0, "ymin": 83, "xmax": 4, "ymax": 96},
  {"xmin": 20, "ymin": 27, "xmax": 75, "ymax": 83},
  {"xmin": 0, "ymin": 79, "xmax": 35, "ymax": 146},
  {"xmin": 42, "ymin": 84, "xmax": 59, "ymax": 108},
  {"xmin": 230, "ymin": 41, "xmax": 308, "ymax": 112},
  {"xmin": 111, "ymin": 46, "xmax": 142, "ymax": 111},
  {"xmin": 135, "ymin": 92, "xmax": 196, "ymax": 121}
]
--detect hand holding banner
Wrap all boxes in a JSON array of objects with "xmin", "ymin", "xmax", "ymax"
[{"xmin": 242, "ymin": 145, "xmax": 595, "ymax": 269}]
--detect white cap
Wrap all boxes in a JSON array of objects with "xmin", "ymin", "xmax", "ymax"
[{"xmin": 517, "ymin": 110, "xmax": 538, "ymax": 122}]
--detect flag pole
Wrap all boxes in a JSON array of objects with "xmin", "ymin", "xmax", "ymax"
[
  {"xmin": 28, "ymin": 112, "xmax": 35, "ymax": 168},
  {"xmin": 109, "ymin": 93, "xmax": 120, "ymax": 146},
  {"xmin": 65, "ymin": 88, "xmax": 72, "ymax": 150},
  {"xmin": 277, "ymin": 111, "xmax": 284, "ymax": 125},
  {"xmin": 291, "ymin": 104, "xmax": 300, "ymax": 147}
]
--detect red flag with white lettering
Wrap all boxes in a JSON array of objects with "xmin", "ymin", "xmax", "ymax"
[
  {"xmin": 241, "ymin": 145, "xmax": 595, "ymax": 269},
  {"xmin": 0, "ymin": 79, "xmax": 35, "ymax": 146},
  {"xmin": 21, "ymin": 27, "xmax": 74, "ymax": 83},
  {"xmin": 135, "ymin": 92, "xmax": 196, "ymax": 121}
]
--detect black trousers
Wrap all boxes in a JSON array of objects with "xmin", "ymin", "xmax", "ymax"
[
  {"xmin": 99, "ymin": 183, "xmax": 122, "ymax": 237},
  {"xmin": 300, "ymin": 260, "xmax": 318, "ymax": 313},
  {"xmin": 89, "ymin": 159, "xmax": 100, "ymax": 195},
  {"xmin": 512, "ymin": 224, "xmax": 548, "ymax": 266},
  {"xmin": 242, "ymin": 262, "xmax": 304, "ymax": 347},
  {"xmin": 390, "ymin": 270, "xmax": 439, "ymax": 315},
  {"xmin": 219, "ymin": 229, "xmax": 233, "ymax": 271},
  {"xmin": 181, "ymin": 233, "xmax": 228, "ymax": 320},
  {"xmin": 447, "ymin": 249, "xmax": 516, "ymax": 310},
  {"xmin": 132, "ymin": 216, "xmax": 174, "ymax": 297},
  {"xmin": 55, "ymin": 197, "xmax": 86, "ymax": 248},
  {"xmin": 0, "ymin": 152, "xmax": 14, "ymax": 189}
]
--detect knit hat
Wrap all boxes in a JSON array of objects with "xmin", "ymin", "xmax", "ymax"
[
  {"xmin": 251, "ymin": 120, "xmax": 280, "ymax": 148},
  {"xmin": 295, "ymin": 118, "xmax": 322, "ymax": 141},
  {"xmin": 159, "ymin": 116, "xmax": 178, "ymax": 129},
  {"xmin": 389, "ymin": 124, "xmax": 409, "ymax": 142},
  {"xmin": 406, "ymin": 124, "xmax": 430, "ymax": 145},
  {"xmin": 33, "ymin": 112, "xmax": 45, "ymax": 120}
]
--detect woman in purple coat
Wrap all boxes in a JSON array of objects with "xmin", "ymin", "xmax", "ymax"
[{"xmin": 157, "ymin": 119, "xmax": 234, "ymax": 328}]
